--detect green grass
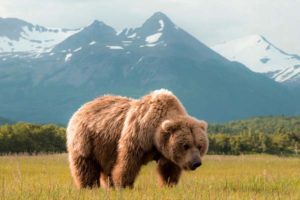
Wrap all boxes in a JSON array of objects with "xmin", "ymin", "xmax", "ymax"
[{"xmin": 0, "ymin": 154, "xmax": 299, "ymax": 200}]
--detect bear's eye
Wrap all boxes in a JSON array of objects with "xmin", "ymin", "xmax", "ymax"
[
  {"xmin": 197, "ymin": 145, "xmax": 202, "ymax": 151},
  {"xmin": 183, "ymin": 144, "xmax": 190, "ymax": 150}
]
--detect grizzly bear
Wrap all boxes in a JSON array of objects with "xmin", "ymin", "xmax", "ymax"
[{"xmin": 67, "ymin": 89, "xmax": 208, "ymax": 189}]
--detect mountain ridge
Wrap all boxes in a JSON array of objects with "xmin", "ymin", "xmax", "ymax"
[
  {"xmin": 0, "ymin": 13, "xmax": 299, "ymax": 124},
  {"xmin": 0, "ymin": 17, "xmax": 80, "ymax": 53},
  {"xmin": 212, "ymin": 34, "xmax": 300, "ymax": 87}
]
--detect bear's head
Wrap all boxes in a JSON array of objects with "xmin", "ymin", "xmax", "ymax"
[{"xmin": 155, "ymin": 116, "xmax": 208, "ymax": 171}]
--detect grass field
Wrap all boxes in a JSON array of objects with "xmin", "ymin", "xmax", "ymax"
[{"xmin": 0, "ymin": 154, "xmax": 299, "ymax": 200}]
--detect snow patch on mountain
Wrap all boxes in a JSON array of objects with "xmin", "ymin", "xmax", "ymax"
[
  {"xmin": 127, "ymin": 33, "xmax": 136, "ymax": 39},
  {"xmin": 158, "ymin": 20, "xmax": 164, "ymax": 31},
  {"xmin": 145, "ymin": 33, "xmax": 162, "ymax": 43},
  {"xmin": 106, "ymin": 45, "xmax": 124, "ymax": 50},
  {"xmin": 273, "ymin": 65, "xmax": 300, "ymax": 82},
  {"xmin": 89, "ymin": 41, "xmax": 96, "ymax": 45},
  {"xmin": 65, "ymin": 53, "xmax": 72, "ymax": 62},
  {"xmin": 73, "ymin": 47, "xmax": 82, "ymax": 52}
]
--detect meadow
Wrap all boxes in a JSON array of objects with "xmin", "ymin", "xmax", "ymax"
[{"xmin": 0, "ymin": 154, "xmax": 299, "ymax": 200}]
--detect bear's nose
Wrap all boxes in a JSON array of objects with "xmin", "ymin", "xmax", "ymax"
[{"xmin": 190, "ymin": 161, "xmax": 201, "ymax": 170}]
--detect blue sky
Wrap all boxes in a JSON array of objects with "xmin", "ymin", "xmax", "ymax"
[{"xmin": 1, "ymin": 0, "xmax": 299, "ymax": 53}]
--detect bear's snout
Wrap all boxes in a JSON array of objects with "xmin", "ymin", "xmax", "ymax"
[{"xmin": 190, "ymin": 161, "xmax": 201, "ymax": 170}]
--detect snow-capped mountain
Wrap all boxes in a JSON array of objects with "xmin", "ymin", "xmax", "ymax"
[
  {"xmin": 53, "ymin": 12, "xmax": 206, "ymax": 57},
  {"xmin": 0, "ymin": 17, "xmax": 80, "ymax": 53},
  {"xmin": 0, "ymin": 13, "xmax": 299, "ymax": 124},
  {"xmin": 212, "ymin": 35, "xmax": 300, "ymax": 86},
  {"xmin": 117, "ymin": 12, "xmax": 174, "ymax": 48}
]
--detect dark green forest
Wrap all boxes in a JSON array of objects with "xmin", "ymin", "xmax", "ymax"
[
  {"xmin": 0, "ymin": 123, "xmax": 65, "ymax": 154},
  {"xmin": 209, "ymin": 116, "xmax": 300, "ymax": 135},
  {"xmin": 208, "ymin": 116, "xmax": 300, "ymax": 155},
  {"xmin": 0, "ymin": 116, "xmax": 299, "ymax": 155}
]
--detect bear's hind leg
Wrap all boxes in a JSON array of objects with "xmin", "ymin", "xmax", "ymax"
[{"xmin": 69, "ymin": 155, "xmax": 101, "ymax": 188}]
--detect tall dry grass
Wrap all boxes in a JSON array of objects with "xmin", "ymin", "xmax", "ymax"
[{"xmin": 0, "ymin": 154, "xmax": 299, "ymax": 200}]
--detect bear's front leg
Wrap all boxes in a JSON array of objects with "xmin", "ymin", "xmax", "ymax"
[
  {"xmin": 157, "ymin": 157, "xmax": 182, "ymax": 187},
  {"xmin": 112, "ymin": 146, "xmax": 143, "ymax": 188}
]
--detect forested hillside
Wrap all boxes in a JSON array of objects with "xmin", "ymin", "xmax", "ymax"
[
  {"xmin": 209, "ymin": 116, "xmax": 300, "ymax": 135},
  {"xmin": 209, "ymin": 116, "xmax": 300, "ymax": 155},
  {"xmin": 0, "ymin": 123, "xmax": 65, "ymax": 153}
]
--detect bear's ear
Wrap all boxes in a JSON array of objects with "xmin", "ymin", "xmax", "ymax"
[
  {"xmin": 198, "ymin": 120, "xmax": 208, "ymax": 132},
  {"xmin": 161, "ymin": 120, "xmax": 180, "ymax": 133}
]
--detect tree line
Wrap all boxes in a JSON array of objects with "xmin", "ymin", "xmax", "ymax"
[
  {"xmin": 0, "ymin": 123, "xmax": 65, "ymax": 154},
  {"xmin": 208, "ymin": 116, "xmax": 300, "ymax": 135},
  {"xmin": 208, "ymin": 116, "xmax": 300, "ymax": 155},
  {"xmin": 209, "ymin": 132, "xmax": 299, "ymax": 155},
  {"xmin": 0, "ymin": 116, "xmax": 299, "ymax": 155}
]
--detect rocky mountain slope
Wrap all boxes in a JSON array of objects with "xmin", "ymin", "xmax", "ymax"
[{"xmin": 0, "ymin": 13, "xmax": 299, "ymax": 124}]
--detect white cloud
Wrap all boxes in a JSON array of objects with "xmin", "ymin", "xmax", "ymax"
[{"xmin": 0, "ymin": 0, "xmax": 299, "ymax": 53}]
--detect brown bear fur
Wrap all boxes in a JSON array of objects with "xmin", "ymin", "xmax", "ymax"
[{"xmin": 67, "ymin": 89, "xmax": 209, "ymax": 189}]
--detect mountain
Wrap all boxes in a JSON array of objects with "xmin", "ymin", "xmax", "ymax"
[
  {"xmin": 0, "ymin": 12, "xmax": 299, "ymax": 124},
  {"xmin": 53, "ymin": 20, "xmax": 118, "ymax": 52},
  {"xmin": 0, "ymin": 17, "xmax": 80, "ymax": 54},
  {"xmin": 212, "ymin": 35, "xmax": 300, "ymax": 87}
]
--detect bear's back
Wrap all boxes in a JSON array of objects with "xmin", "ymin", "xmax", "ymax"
[{"xmin": 74, "ymin": 95, "xmax": 132, "ymax": 133}]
